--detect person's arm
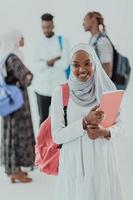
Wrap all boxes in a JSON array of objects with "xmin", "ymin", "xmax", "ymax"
[
  {"xmin": 97, "ymin": 38, "xmax": 113, "ymax": 78},
  {"xmin": 6, "ymin": 54, "xmax": 33, "ymax": 87},
  {"xmin": 32, "ymin": 42, "xmax": 48, "ymax": 73},
  {"xmin": 54, "ymin": 38, "xmax": 70, "ymax": 71},
  {"xmin": 51, "ymin": 86, "xmax": 86, "ymax": 144},
  {"xmin": 108, "ymin": 113, "xmax": 124, "ymax": 140},
  {"xmin": 86, "ymin": 112, "xmax": 123, "ymax": 140},
  {"xmin": 47, "ymin": 56, "xmax": 61, "ymax": 67},
  {"xmin": 102, "ymin": 63, "xmax": 113, "ymax": 78}
]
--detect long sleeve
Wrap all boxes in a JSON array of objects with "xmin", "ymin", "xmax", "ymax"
[
  {"xmin": 32, "ymin": 41, "xmax": 48, "ymax": 73},
  {"xmin": 51, "ymin": 86, "xmax": 85, "ymax": 144},
  {"xmin": 109, "ymin": 111, "xmax": 124, "ymax": 140},
  {"xmin": 6, "ymin": 54, "xmax": 33, "ymax": 88},
  {"xmin": 54, "ymin": 38, "xmax": 70, "ymax": 71}
]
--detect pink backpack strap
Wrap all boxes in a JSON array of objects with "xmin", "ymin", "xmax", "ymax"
[{"xmin": 61, "ymin": 83, "xmax": 69, "ymax": 107}]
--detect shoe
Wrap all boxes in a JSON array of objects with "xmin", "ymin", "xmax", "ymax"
[
  {"xmin": 9, "ymin": 174, "xmax": 32, "ymax": 183},
  {"xmin": 18, "ymin": 170, "xmax": 28, "ymax": 176}
]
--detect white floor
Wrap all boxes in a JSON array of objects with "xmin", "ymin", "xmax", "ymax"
[
  {"xmin": 0, "ymin": 82, "xmax": 133, "ymax": 200},
  {"xmin": 0, "ymin": 135, "xmax": 133, "ymax": 200}
]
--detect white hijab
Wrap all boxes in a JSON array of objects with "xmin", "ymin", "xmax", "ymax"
[
  {"xmin": 68, "ymin": 43, "xmax": 116, "ymax": 107},
  {"xmin": 0, "ymin": 29, "xmax": 23, "ymax": 77}
]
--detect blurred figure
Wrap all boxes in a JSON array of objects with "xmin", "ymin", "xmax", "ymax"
[
  {"xmin": 33, "ymin": 13, "xmax": 69, "ymax": 125},
  {"xmin": 0, "ymin": 30, "xmax": 35, "ymax": 183},
  {"xmin": 83, "ymin": 11, "xmax": 113, "ymax": 78}
]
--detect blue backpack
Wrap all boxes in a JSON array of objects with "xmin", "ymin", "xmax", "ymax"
[
  {"xmin": 0, "ymin": 72, "xmax": 24, "ymax": 116},
  {"xmin": 58, "ymin": 36, "xmax": 70, "ymax": 79}
]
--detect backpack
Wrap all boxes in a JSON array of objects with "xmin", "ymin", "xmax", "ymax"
[
  {"xmin": 0, "ymin": 72, "xmax": 24, "ymax": 116},
  {"xmin": 35, "ymin": 83, "xmax": 69, "ymax": 176},
  {"xmin": 93, "ymin": 32, "xmax": 131, "ymax": 90},
  {"xmin": 58, "ymin": 36, "xmax": 71, "ymax": 79}
]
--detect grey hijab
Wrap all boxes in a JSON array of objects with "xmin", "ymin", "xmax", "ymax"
[{"xmin": 68, "ymin": 43, "xmax": 116, "ymax": 107}]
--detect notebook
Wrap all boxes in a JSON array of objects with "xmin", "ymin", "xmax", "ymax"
[{"xmin": 100, "ymin": 90, "xmax": 124, "ymax": 128}]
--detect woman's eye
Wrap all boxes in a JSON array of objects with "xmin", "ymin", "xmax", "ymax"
[
  {"xmin": 72, "ymin": 63, "xmax": 79, "ymax": 68},
  {"xmin": 85, "ymin": 62, "xmax": 91, "ymax": 66}
]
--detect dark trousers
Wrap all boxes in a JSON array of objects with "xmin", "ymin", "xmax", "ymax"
[{"xmin": 36, "ymin": 92, "xmax": 51, "ymax": 125}]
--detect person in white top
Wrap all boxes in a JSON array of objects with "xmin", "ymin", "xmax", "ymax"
[
  {"xmin": 51, "ymin": 44, "xmax": 123, "ymax": 200},
  {"xmin": 33, "ymin": 13, "xmax": 69, "ymax": 124},
  {"xmin": 83, "ymin": 11, "xmax": 113, "ymax": 78}
]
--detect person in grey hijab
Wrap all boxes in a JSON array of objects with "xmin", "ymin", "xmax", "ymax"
[{"xmin": 51, "ymin": 43, "xmax": 123, "ymax": 200}]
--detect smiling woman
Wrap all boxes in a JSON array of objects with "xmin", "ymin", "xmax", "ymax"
[
  {"xmin": 0, "ymin": 0, "xmax": 132, "ymax": 199},
  {"xmin": 71, "ymin": 50, "xmax": 94, "ymax": 82},
  {"xmin": 50, "ymin": 43, "xmax": 123, "ymax": 200}
]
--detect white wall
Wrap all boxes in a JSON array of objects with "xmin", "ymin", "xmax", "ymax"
[
  {"xmin": 0, "ymin": 0, "xmax": 133, "ymax": 135},
  {"xmin": 1, "ymin": 0, "xmax": 133, "ymax": 61}
]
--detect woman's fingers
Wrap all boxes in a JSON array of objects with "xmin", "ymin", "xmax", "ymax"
[
  {"xmin": 88, "ymin": 132, "xmax": 98, "ymax": 140},
  {"xmin": 87, "ymin": 127, "xmax": 100, "ymax": 140},
  {"xmin": 96, "ymin": 110, "xmax": 104, "ymax": 115},
  {"xmin": 85, "ymin": 105, "xmax": 104, "ymax": 125},
  {"xmin": 95, "ymin": 111, "xmax": 104, "ymax": 121},
  {"xmin": 87, "ymin": 124, "xmax": 99, "ymax": 129},
  {"xmin": 90, "ymin": 104, "xmax": 100, "ymax": 112}
]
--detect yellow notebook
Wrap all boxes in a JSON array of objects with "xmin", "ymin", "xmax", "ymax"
[{"xmin": 100, "ymin": 90, "xmax": 124, "ymax": 128}]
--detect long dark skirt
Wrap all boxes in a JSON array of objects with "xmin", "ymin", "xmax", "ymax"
[{"xmin": 1, "ymin": 89, "xmax": 35, "ymax": 175}]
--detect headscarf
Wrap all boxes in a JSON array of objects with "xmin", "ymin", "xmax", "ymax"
[
  {"xmin": 68, "ymin": 43, "xmax": 116, "ymax": 107},
  {"xmin": 0, "ymin": 29, "xmax": 23, "ymax": 77}
]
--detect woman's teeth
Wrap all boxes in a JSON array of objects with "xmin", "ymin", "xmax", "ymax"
[{"xmin": 79, "ymin": 73, "xmax": 88, "ymax": 78}]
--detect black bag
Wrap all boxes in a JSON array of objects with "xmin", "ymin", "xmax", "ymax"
[
  {"xmin": 93, "ymin": 32, "xmax": 131, "ymax": 90},
  {"xmin": 111, "ymin": 46, "xmax": 131, "ymax": 89}
]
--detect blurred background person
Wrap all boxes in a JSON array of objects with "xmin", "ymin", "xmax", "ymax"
[
  {"xmin": 0, "ymin": 30, "xmax": 35, "ymax": 183},
  {"xmin": 83, "ymin": 11, "xmax": 131, "ymax": 90},
  {"xmin": 33, "ymin": 13, "xmax": 70, "ymax": 125},
  {"xmin": 83, "ymin": 11, "xmax": 113, "ymax": 78}
]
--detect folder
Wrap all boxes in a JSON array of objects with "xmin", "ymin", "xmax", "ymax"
[{"xmin": 100, "ymin": 90, "xmax": 124, "ymax": 128}]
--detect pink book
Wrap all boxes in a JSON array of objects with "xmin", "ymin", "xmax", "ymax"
[{"xmin": 100, "ymin": 90, "xmax": 124, "ymax": 128}]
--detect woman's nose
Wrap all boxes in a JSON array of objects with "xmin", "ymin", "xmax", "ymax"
[{"xmin": 79, "ymin": 67, "xmax": 86, "ymax": 73}]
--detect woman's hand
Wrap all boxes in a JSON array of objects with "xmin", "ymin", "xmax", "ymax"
[
  {"xmin": 16, "ymin": 81, "xmax": 21, "ymax": 87},
  {"xmin": 86, "ymin": 124, "xmax": 110, "ymax": 140},
  {"xmin": 26, "ymin": 73, "xmax": 33, "ymax": 82},
  {"xmin": 83, "ymin": 105, "xmax": 104, "ymax": 129}
]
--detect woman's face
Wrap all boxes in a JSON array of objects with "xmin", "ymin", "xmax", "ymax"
[
  {"xmin": 71, "ymin": 50, "xmax": 94, "ymax": 82},
  {"xmin": 19, "ymin": 36, "xmax": 24, "ymax": 47}
]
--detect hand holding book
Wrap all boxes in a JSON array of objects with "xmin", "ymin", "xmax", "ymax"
[{"xmin": 83, "ymin": 90, "xmax": 124, "ymax": 140}]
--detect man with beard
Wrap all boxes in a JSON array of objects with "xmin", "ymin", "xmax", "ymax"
[{"xmin": 33, "ymin": 13, "xmax": 69, "ymax": 124}]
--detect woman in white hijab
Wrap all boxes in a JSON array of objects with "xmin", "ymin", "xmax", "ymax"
[
  {"xmin": 0, "ymin": 30, "xmax": 35, "ymax": 183},
  {"xmin": 0, "ymin": 30, "xmax": 24, "ymax": 76},
  {"xmin": 51, "ymin": 43, "xmax": 123, "ymax": 200}
]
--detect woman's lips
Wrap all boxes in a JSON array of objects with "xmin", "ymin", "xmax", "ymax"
[{"xmin": 79, "ymin": 73, "xmax": 88, "ymax": 78}]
